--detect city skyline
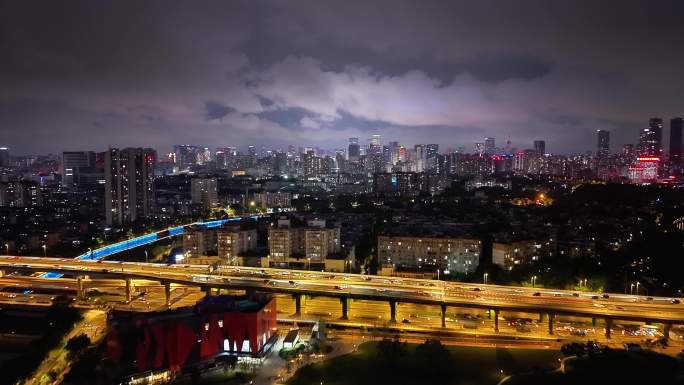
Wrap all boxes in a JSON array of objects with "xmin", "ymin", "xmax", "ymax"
[{"xmin": 2, "ymin": 1, "xmax": 684, "ymax": 155}]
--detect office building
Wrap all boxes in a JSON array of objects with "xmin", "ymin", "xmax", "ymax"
[
  {"xmin": 534, "ymin": 140, "xmax": 546, "ymax": 156},
  {"xmin": 61, "ymin": 151, "xmax": 98, "ymax": 188},
  {"xmin": 484, "ymin": 137, "xmax": 495, "ymax": 154},
  {"xmin": 639, "ymin": 118, "xmax": 663, "ymax": 157},
  {"xmin": 191, "ymin": 177, "xmax": 218, "ymax": 211},
  {"xmin": 105, "ymin": 148, "xmax": 156, "ymax": 226},
  {"xmin": 348, "ymin": 138, "xmax": 360, "ymax": 161}
]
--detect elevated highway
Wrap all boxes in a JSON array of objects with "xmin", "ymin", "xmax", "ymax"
[{"xmin": 1, "ymin": 256, "xmax": 683, "ymax": 340}]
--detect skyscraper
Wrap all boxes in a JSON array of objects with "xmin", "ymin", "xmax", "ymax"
[
  {"xmin": 426, "ymin": 144, "xmax": 439, "ymax": 159},
  {"xmin": 484, "ymin": 137, "xmax": 495, "ymax": 154},
  {"xmin": 0, "ymin": 147, "xmax": 10, "ymax": 167},
  {"xmin": 639, "ymin": 118, "xmax": 663, "ymax": 157},
  {"xmin": 105, "ymin": 148, "xmax": 156, "ymax": 226},
  {"xmin": 671, "ymin": 118, "xmax": 683, "ymax": 174},
  {"xmin": 533, "ymin": 140, "xmax": 545, "ymax": 156},
  {"xmin": 348, "ymin": 137, "xmax": 360, "ymax": 161},
  {"xmin": 389, "ymin": 141, "xmax": 400, "ymax": 165},
  {"xmin": 596, "ymin": 130, "xmax": 610, "ymax": 158}
]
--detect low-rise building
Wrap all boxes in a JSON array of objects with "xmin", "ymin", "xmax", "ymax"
[
  {"xmin": 218, "ymin": 227, "xmax": 257, "ymax": 264},
  {"xmin": 377, "ymin": 235, "xmax": 481, "ymax": 274},
  {"xmin": 182, "ymin": 227, "xmax": 218, "ymax": 258},
  {"xmin": 267, "ymin": 218, "xmax": 343, "ymax": 270}
]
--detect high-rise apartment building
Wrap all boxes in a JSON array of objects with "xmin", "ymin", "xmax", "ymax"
[
  {"xmin": 533, "ymin": 140, "xmax": 546, "ymax": 156},
  {"xmin": 303, "ymin": 149, "xmax": 320, "ymax": 178},
  {"xmin": 105, "ymin": 148, "xmax": 156, "ymax": 226},
  {"xmin": 670, "ymin": 118, "xmax": 683, "ymax": 174},
  {"xmin": 191, "ymin": 177, "xmax": 218, "ymax": 211}
]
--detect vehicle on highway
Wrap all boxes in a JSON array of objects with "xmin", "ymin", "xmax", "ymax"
[
  {"xmin": 532, "ymin": 292, "xmax": 541, "ymax": 296},
  {"xmin": 602, "ymin": 294, "xmax": 610, "ymax": 299},
  {"xmin": 672, "ymin": 299, "xmax": 681, "ymax": 304},
  {"xmin": 402, "ymin": 318, "xmax": 410, "ymax": 324}
]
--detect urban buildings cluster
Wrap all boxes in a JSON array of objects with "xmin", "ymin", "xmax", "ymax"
[{"xmin": 0, "ymin": 116, "xmax": 682, "ymax": 279}]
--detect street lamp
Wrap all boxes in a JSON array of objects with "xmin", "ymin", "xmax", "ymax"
[
  {"xmin": 636, "ymin": 281, "xmax": 641, "ymax": 296},
  {"xmin": 630, "ymin": 283, "xmax": 635, "ymax": 295},
  {"xmin": 4, "ymin": 243, "xmax": 8, "ymax": 255},
  {"xmin": 307, "ymin": 257, "xmax": 311, "ymax": 271},
  {"xmin": 531, "ymin": 275, "xmax": 537, "ymax": 287},
  {"xmin": 41, "ymin": 244, "xmax": 47, "ymax": 258},
  {"xmin": 483, "ymin": 273, "xmax": 489, "ymax": 285},
  {"xmin": 144, "ymin": 250, "xmax": 148, "ymax": 263}
]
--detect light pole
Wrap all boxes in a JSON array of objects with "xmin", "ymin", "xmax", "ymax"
[
  {"xmin": 630, "ymin": 283, "xmax": 634, "ymax": 295},
  {"xmin": 4, "ymin": 243, "xmax": 8, "ymax": 255},
  {"xmin": 531, "ymin": 275, "xmax": 537, "ymax": 287},
  {"xmin": 636, "ymin": 281, "xmax": 641, "ymax": 296},
  {"xmin": 41, "ymin": 244, "xmax": 47, "ymax": 257},
  {"xmin": 307, "ymin": 257, "xmax": 311, "ymax": 271},
  {"xmin": 144, "ymin": 250, "xmax": 148, "ymax": 263},
  {"xmin": 483, "ymin": 273, "xmax": 489, "ymax": 285}
]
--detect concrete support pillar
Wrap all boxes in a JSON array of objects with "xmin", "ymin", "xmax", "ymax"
[
  {"xmin": 294, "ymin": 294, "xmax": 302, "ymax": 316},
  {"xmin": 0, "ymin": 269, "xmax": 4, "ymax": 277},
  {"xmin": 389, "ymin": 300, "xmax": 397, "ymax": 323},
  {"xmin": 164, "ymin": 282, "xmax": 172, "ymax": 307},
  {"xmin": 76, "ymin": 276, "xmax": 85, "ymax": 299},
  {"xmin": 340, "ymin": 297, "xmax": 349, "ymax": 320},
  {"xmin": 441, "ymin": 304, "xmax": 447, "ymax": 328},
  {"xmin": 203, "ymin": 285, "xmax": 213, "ymax": 296},
  {"xmin": 539, "ymin": 313, "xmax": 545, "ymax": 323},
  {"xmin": 125, "ymin": 277, "xmax": 132, "ymax": 303},
  {"xmin": 592, "ymin": 317, "xmax": 596, "ymax": 327},
  {"xmin": 663, "ymin": 323, "xmax": 672, "ymax": 342},
  {"xmin": 493, "ymin": 309, "xmax": 500, "ymax": 332},
  {"xmin": 548, "ymin": 313, "xmax": 555, "ymax": 335},
  {"xmin": 605, "ymin": 318, "xmax": 613, "ymax": 339}
]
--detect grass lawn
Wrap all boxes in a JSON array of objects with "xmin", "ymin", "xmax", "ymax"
[{"xmin": 287, "ymin": 342, "xmax": 562, "ymax": 385}]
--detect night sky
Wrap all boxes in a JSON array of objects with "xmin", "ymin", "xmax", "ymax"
[{"xmin": 1, "ymin": 0, "xmax": 683, "ymax": 155}]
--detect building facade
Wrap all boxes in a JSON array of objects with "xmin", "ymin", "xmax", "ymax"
[
  {"xmin": 105, "ymin": 148, "xmax": 156, "ymax": 226},
  {"xmin": 377, "ymin": 235, "xmax": 481, "ymax": 274}
]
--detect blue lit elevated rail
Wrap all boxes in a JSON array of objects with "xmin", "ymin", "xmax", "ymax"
[{"xmin": 40, "ymin": 215, "xmax": 263, "ymax": 278}]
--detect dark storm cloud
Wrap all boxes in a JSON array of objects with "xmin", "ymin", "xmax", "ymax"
[
  {"xmin": 1, "ymin": 0, "xmax": 683, "ymax": 154},
  {"xmin": 205, "ymin": 101, "xmax": 236, "ymax": 121}
]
